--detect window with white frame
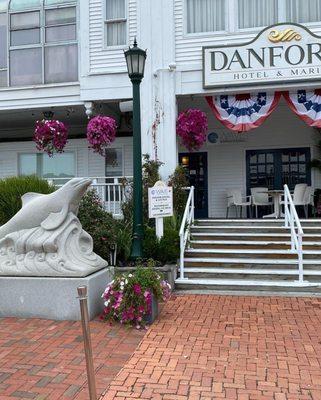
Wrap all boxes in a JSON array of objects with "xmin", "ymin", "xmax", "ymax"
[
  {"xmin": 0, "ymin": 0, "xmax": 78, "ymax": 88},
  {"xmin": 238, "ymin": 0, "xmax": 278, "ymax": 29},
  {"xmin": 105, "ymin": 147, "xmax": 123, "ymax": 177},
  {"xmin": 105, "ymin": 0, "xmax": 127, "ymax": 46},
  {"xmin": 285, "ymin": 0, "xmax": 321, "ymax": 24},
  {"xmin": 186, "ymin": 0, "xmax": 226, "ymax": 33},
  {"xmin": 0, "ymin": 1, "xmax": 7, "ymax": 86},
  {"xmin": 185, "ymin": 0, "xmax": 321, "ymax": 34},
  {"xmin": 19, "ymin": 152, "xmax": 75, "ymax": 180}
]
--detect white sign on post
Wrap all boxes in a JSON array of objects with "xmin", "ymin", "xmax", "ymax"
[{"xmin": 148, "ymin": 181, "xmax": 173, "ymax": 239}]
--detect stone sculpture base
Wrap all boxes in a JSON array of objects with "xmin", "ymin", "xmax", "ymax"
[{"xmin": 0, "ymin": 268, "xmax": 113, "ymax": 321}]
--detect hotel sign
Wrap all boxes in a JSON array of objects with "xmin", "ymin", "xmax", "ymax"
[{"xmin": 203, "ymin": 23, "xmax": 321, "ymax": 89}]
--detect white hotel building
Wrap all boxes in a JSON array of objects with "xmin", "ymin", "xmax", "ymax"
[{"xmin": 0, "ymin": 0, "xmax": 321, "ymax": 221}]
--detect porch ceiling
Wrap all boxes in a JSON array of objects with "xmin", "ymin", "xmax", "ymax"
[
  {"xmin": 0, "ymin": 105, "xmax": 87, "ymax": 132},
  {"xmin": 0, "ymin": 101, "xmax": 124, "ymax": 140}
]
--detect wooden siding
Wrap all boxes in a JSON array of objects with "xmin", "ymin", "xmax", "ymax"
[
  {"xmin": 0, "ymin": 137, "xmax": 133, "ymax": 179},
  {"xmin": 89, "ymin": 0, "xmax": 137, "ymax": 73}
]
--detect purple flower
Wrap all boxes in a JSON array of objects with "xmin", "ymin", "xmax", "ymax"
[
  {"xmin": 87, "ymin": 115, "xmax": 117, "ymax": 155},
  {"xmin": 34, "ymin": 119, "xmax": 68, "ymax": 156},
  {"xmin": 176, "ymin": 109, "xmax": 208, "ymax": 151},
  {"xmin": 133, "ymin": 284, "xmax": 142, "ymax": 295}
]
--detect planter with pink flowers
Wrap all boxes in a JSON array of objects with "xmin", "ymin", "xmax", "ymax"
[
  {"xmin": 34, "ymin": 119, "xmax": 68, "ymax": 156},
  {"xmin": 176, "ymin": 108, "xmax": 208, "ymax": 151},
  {"xmin": 100, "ymin": 259, "xmax": 171, "ymax": 329}
]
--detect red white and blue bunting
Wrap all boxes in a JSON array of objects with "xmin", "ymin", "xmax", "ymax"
[
  {"xmin": 284, "ymin": 89, "xmax": 321, "ymax": 128},
  {"xmin": 205, "ymin": 92, "xmax": 281, "ymax": 133}
]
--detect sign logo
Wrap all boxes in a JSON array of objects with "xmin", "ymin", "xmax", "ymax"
[
  {"xmin": 203, "ymin": 23, "xmax": 321, "ymax": 89},
  {"xmin": 268, "ymin": 28, "xmax": 302, "ymax": 43}
]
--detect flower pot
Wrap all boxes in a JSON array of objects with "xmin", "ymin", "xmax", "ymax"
[{"xmin": 144, "ymin": 293, "xmax": 159, "ymax": 324}]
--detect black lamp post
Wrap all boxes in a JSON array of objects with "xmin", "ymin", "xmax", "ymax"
[{"xmin": 124, "ymin": 39, "xmax": 147, "ymax": 259}]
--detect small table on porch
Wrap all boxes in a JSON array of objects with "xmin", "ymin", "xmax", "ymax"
[{"xmin": 263, "ymin": 190, "xmax": 284, "ymax": 219}]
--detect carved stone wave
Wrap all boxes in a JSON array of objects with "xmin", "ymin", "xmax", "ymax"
[{"xmin": 0, "ymin": 212, "xmax": 107, "ymax": 277}]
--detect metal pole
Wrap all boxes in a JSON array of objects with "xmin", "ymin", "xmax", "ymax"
[
  {"xmin": 77, "ymin": 286, "xmax": 97, "ymax": 400},
  {"xmin": 130, "ymin": 78, "xmax": 144, "ymax": 259}
]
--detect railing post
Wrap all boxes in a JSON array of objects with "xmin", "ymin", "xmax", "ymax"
[
  {"xmin": 180, "ymin": 234, "xmax": 185, "ymax": 280},
  {"xmin": 284, "ymin": 186, "xmax": 289, "ymax": 228},
  {"xmin": 77, "ymin": 286, "xmax": 97, "ymax": 400},
  {"xmin": 298, "ymin": 233, "xmax": 304, "ymax": 283},
  {"xmin": 191, "ymin": 186, "xmax": 195, "ymax": 223}
]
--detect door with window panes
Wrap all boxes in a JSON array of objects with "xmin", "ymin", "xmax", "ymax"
[{"xmin": 246, "ymin": 148, "xmax": 311, "ymax": 193}]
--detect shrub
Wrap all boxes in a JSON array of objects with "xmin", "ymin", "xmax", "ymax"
[
  {"xmin": 101, "ymin": 259, "xmax": 171, "ymax": 328},
  {"xmin": 78, "ymin": 189, "xmax": 117, "ymax": 261},
  {"xmin": 0, "ymin": 175, "xmax": 55, "ymax": 225},
  {"xmin": 142, "ymin": 154, "xmax": 163, "ymax": 221},
  {"xmin": 142, "ymin": 218, "xmax": 179, "ymax": 264},
  {"xmin": 168, "ymin": 165, "xmax": 189, "ymax": 222}
]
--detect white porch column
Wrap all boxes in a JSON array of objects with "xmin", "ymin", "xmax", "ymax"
[{"xmin": 138, "ymin": 0, "xmax": 178, "ymax": 180}]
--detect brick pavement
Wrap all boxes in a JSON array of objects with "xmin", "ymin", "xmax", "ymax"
[
  {"xmin": 0, "ymin": 317, "xmax": 144, "ymax": 400},
  {"xmin": 102, "ymin": 294, "xmax": 321, "ymax": 400}
]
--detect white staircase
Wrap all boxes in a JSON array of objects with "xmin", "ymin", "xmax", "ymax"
[{"xmin": 175, "ymin": 219, "xmax": 321, "ymax": 292}]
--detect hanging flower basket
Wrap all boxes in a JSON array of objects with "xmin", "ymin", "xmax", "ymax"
[
  {"xmin": 34, "ymin": 119, "xmax": 68, "ymax": 157},
  {"xmin": 176, "ymin": 109, "xmax": 208, "ymax": 151},
  {"xmin": 87, "ymin": 115, "xmax": 117, "ymax": 155}
]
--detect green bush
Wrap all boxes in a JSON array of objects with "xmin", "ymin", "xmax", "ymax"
[
  {"xmin": 78, "ymin": 189, "xmax": 117, "ymax": 261},
  {"xmin": 142, "ymin": 218, "xmax": 179, "ymax": 264},
  {"xmin": 168, "ymin": 165, "xmax": 189, "ymax": 222},
  {"xmin": 0, "ymin": 175, "xmax": 55, "ymax": 225}
]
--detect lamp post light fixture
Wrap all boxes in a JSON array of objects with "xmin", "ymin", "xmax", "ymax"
[{"xmin": 124, "ymin": 39, "xmax": 147, "ymax": 259}]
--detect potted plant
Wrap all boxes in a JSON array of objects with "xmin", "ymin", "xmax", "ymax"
[
  {"xmin": 100, "ymin": 259, "xmax": 171, "ymax": 329},
  {"xmin": 87, "ymin": 115, "xmax": 117, "ymax": 155},
  {"xmin": 34, "ymin": 119, "xmax": 68, "ymax": 156},
  {"xmin": 176, "ymin": 108, "xmax": 208, "ymax": 151}
]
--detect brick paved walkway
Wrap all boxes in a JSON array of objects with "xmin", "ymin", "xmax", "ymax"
[
  {"xmin": 0, "ymin": 317, "xmax": 144, "ymax": 400},
  {"xmin": 102, "ymin": 294, "xmax": 321, "ymax": 400}
]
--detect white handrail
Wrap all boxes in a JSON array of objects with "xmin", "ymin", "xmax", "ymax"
[
  {"xmin": 284, "ymin": 184, "xmax": 304, "ymax": 283},
  {"xmin": 179, "ymin": 186, "xmax": 195, "ymax": 280}
]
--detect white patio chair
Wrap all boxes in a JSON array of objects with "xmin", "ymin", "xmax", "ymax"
[
  {"xmin": 251, "ymin": 187, "xmax": 272, "ymax": 218},
  {"xmin": 300, "ymin": 185, "xmax": 314, "ymax": 218},
  {"xmin": 226, "ymin": 189, "xmax": 252, "ymax": 218},
  {"xmin": 281, "ymin": 183, "xmax": 308, "ymax": 217}
]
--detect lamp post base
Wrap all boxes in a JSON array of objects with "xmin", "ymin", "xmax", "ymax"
[{"xmin": 130, "ymin": 233, "xmax": 143, "ymax": 260}]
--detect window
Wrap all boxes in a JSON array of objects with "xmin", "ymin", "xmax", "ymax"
[
  {"xmin": 238, "ymin": 0, "xmax": 278, "ymax": 29},
  {"xmin": 0, "ymin": 0, "xmax": 78, "ymax": 88},
  {"xmin": 186, "ymin": 0, "xmax": 225, "ymax": 33},
  {"xmin": 19, "ymin": 152, "xmax": 75, "ymax": 180},
  {"xmin": 105, "ymin": 0, "xmax": 126, "ymax": 46},
  {"xmin": 286, "ymin": 0, "xmax": 321, "ymax": 24},
  {"xmin": 185, "ymin": 0, "xmax": 321, "ymax": 35},
  {"xmin": 105, "ymin": 148, "xmax": 123, "ymax": 177},
  {"xmin": 0, "ymin": 10, "xmax": 7, "ymax": 86}
]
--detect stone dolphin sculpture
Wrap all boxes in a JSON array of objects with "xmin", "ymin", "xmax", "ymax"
[{"xmin": 0, "ymin": 177, "xmax": 92, "ymax": 240}]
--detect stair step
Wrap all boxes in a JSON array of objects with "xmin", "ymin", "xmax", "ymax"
[
  {"xmin": 190, "ymin": 240, "xmax": 321, "ymax": 250},
  {"xmin": 175, "ymin": 278, "xmax": 321, "ymax": 288},
  {"xmin": 184, "ymin": 267, "xmax": 321, "ymax": 276},
  {"xmin": 184, "ymin": 257, "xmax": 321, "ymax": 265},
  {"xmin": 190, "ymin": 240, "xmax": 321, "ymax": 245},
  {"xmin": 185, "ymin": 248, "xmax": 321, "ymax": 255},
  {"xmin": 196, "ymin": 219, "xmax": 321, "ymax": 223}
]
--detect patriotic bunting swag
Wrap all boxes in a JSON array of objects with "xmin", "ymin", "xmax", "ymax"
[
  {"xmin": 284, "ymin": 89, "xmax": 321, "ymax": 128},
  {"xmin": 206, "ymin": 92, "xmax": 281, "ymax": 133}
]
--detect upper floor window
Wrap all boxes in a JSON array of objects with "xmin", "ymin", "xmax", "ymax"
[
  {"xmin": 186, "ymin": 0, "xmax": 225, "ymax": 33},
  {"xmin": 285, "ymin": 0, "xmax": 321, "ymax": 24},
  {"xmin": 185, "ymin": 0, "xmax": 321, "ymax": 34},
  {"xmin": 238, "ymin": 0, "xmax": 278, "ymax": 29},
  {"xmin": 0, "ymin": 0, "xmax": 78, "ymax": 88},
  {"xmin": 105, "ymin": 0, "xmax": 126, "ymax": 46}
]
